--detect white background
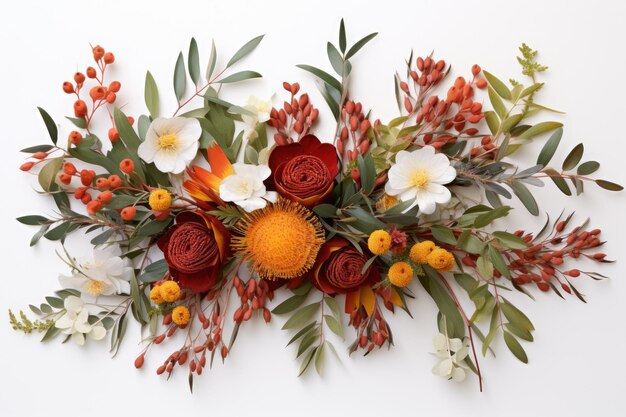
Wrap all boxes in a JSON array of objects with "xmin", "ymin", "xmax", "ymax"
[{"xmin": 1, "ymin": 0, "xmax": 625, "ymax": 415}]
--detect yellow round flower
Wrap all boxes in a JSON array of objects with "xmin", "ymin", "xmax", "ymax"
[
  {"xmin": 172, "ymin": 305, "xmax": 190, "ymax": 326},
  {"xmin": 149, "ymin": 189, "xmax": 172, "ymax": 211},
  {"xmin": 427, "ymin": 248, "xmax": 456, "ymax": 271},
  {"xmin": 410, "ymin": 240, "xmax": 436, "ymax": 264},
  {"xmin": 231, "ymin": 199, "xmax": 325, "ymax": 280},
  {"xmin": 159, "ymin": 281, "xmax": 181, "ymax": 302},
  {"xmin": 388, "ymin": 261, "xmax": 414, "ymax": 287},
  {"xmin": 149, "ymin": 286, "xmax": 164, "ymax": 305},
  {"xmin": 368, "ymin": 230, "xmax": 392, "ymax": 255}
]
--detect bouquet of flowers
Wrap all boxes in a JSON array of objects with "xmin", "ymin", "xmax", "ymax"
[{"xmin": 11, "ymin": 20, "xmax": 621, "ymax": 391}]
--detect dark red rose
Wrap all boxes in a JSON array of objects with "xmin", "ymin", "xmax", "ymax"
[
  {"xmin": 309, "ymin": 237, "xmax": 380, "ymax": 295},
  {"xmin": 157, "ymin": 210, "xmax": 230, "ymax": 293},
  {"xmin": 268, "ymin": 135, "xmax": 338, "ymax": 208}
]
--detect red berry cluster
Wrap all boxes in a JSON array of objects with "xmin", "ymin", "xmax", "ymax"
[
  {"xmin": 232, "ymin": 276, "xmax": 273, "ymax": 324},
  {"xmin": 348, "ymin": 302, "xmax": 392, "ymax": 355},
  {"xmin": 267, "ymin": 82, "xmax": 319, "ymax": 144},
  {"xmin": 61, "ymin": 44, "xmax": 124, "ymax": 138},
  {"xmin": 338, "ymin": 99, "xmax": 372, "ymax": 162},
  {"xmin": 399, "ymin": 56, "xmax": 488, "ymax": 149}
]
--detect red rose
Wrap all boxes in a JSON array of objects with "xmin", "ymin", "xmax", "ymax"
[
  {"xmin": 268, "ymin": 135, "xmax": 338, "ymax": 208},
  {"xmin": 309, "ymin": 237, "xmax": 380, "ymax": 295},
  {"xmin": 157, "ymin": 210, "xmax": 230, "ymax": 293}
]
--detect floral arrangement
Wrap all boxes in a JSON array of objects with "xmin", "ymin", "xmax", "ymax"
[{"xmin": 11, "ymin": 20, "xmax": 622, "ymax": 392}]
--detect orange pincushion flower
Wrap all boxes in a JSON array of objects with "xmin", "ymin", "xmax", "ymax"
[
  {"xmin": 388, "ymin": 261, "xmax": 414, "ymax": 287},
  {"xmin": 232, "ymin": 199, "xmax": 324, "ymax": 280},
  {"xmin": 426, "ymin": 248, "xmax": 455, "ymax": 271},
  {"xmin": 367, "ymin": 230, "xmax": 392, "ymax": 255}
]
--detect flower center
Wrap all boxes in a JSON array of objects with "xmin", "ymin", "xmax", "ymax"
[
  {"xmin": 158, "ymin": 134, "xmax": 178, "ymax": 151},
  {"xmin": 232, "ymin": 200, "xmax": 324, "ymax": 279},
  {"xmin": 86, "ymin": 280, "xmax": 107, "ymax": 296},
  {"xmin": 410, "ymin": 169, "xmax": 429, "ymax": 188}
]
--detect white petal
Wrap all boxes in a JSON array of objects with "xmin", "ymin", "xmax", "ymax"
[
  {"xmin": 416, "ymin": 194, "xmax": 437, "ymax": 215},
  {"xmin": 219, "ymin": 175, "xmax": 254, "ymax": 201},
  {"xmin": 451, "ymin": 366, "xmax": 466, "ymax": 382},
  {"xmin": 153, "ymin": 151, "xmax": 178, "ymax": 174},
  {"xmin": 433, "ymin": 358, "xmax": 453, "ymax": 377},
  {"xmin": 432, "ymin": 165, "xmax": 457, "ymax": 184},
  {"xmin": 54, "ymin": 313, "xmax": 73, "ymax": 330},
  {"xmin": 387, "ymin": 165, "xmax": 412, "ymax": 190},
  {"xmin": 264, "ymin": 191, "xmax": 278, "ymax": 203},
  {"xmin": 89, "ymin": 325, "xmax": 107, "ymax": 341},
  {"xmin": 449, "ymin": 338, "xmax": 463, "ymax": 352},
  {"xmin": 64, "ymin": 296, "xmax": 84, "ymax": 312},
  {"xmin": 236, "ymin": 197, "xmax": 268, "ymax": 212},
  {"xmin": 71, "ymin": 332, "xmax": 85, "ymax": 346},
  {"xmin": 433, "ymin": 333, "xmax": 448, "ymax": 350},
  {"xmin": 173, "ymin": 118, "xmax": 201, "ymax": 141},
  {"xmin": 137, "ymin": 137, "xmax": 160, "ymax": 163}
]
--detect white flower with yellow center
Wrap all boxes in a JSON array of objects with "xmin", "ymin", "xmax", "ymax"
[
  {"xmin": 218, "ymin": 163, "xmax": 277, "ymax": 212},
  {"xmin": 137, "ymin": 117, "xmax": 201, "ymax": 174},
  {"xmin": 59, "ymin": 245, "xmax": 133, "ymax": 296},
  {"xmin": 54, "ymin": 296, "xmax": 106, "ymax": 346},
  {"xmin": 384, "ymin": 146, "xmax": 456, "ymax": 215},
  {"xmin": 241, "ymin": 96, "xmax": 272, "ymax": 127}
]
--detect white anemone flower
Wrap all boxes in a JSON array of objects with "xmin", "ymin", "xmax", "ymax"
[
  {"xmin": 59, "ymin": 245, "xmax": 134, "ymax": 296},
  {"xmin": 218, "ymin": 163, "xmax": 277, "ymax": 212},
  {"xmin": 432, "ymin": 332, "xmax": 469, "ymax": 382},
  {"xmin": 54, "ymin": 296, "xmax": 106, "ymax": 346},
  {"xmin": 137, "ymin": 117, "xmax": 201, "ymax": 174},
  {"xmin": 384, "ymin": 146, "xmax": 456, "ymax": 214},
  {"xmin": 241, "ymin": 96, "xmax": 272, "ymax": 127}
]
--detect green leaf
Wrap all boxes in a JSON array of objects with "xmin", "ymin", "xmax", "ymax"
[
  {"xmin": 227, "ymin": 35, "xmax": 264, "ymax": 68},
  {"xmin": 492, "ymin": 231, "xmax": 528, "ymax": 250},
  {"xmin": 298, "ymin": 346, "xmax": 317, "ymax": 377},
  {"xmin": 20, "ymin": 144, "xmax": 54, "ymax": 153},
  {"xmin": 287, "ymin": 322, "xmax": 318, "ymax": 346},
  {"xmin": 505, "ymin": 323, "xmax": 534, "ymax": 342},
  {"xmin": 419, "ymin": 266, "xmax": 465, "ymax": 339},
  {"xmin": 324, "ymin": 296, "xmax": 342, "ymax": 318},
  {"xmin": 577, "ymin": 161, "xmax": 600, "ymax": 175},
  {"xmin": 144, "ymin": 71, "xmax": 159, "ymax": 118},
  {"xmin": 520, "ymin": 83, "xmax": 544, "ymax": 98},
  {"xmin": 16, "ymin": 215, "xmax": 49, "ymax": 226},
  {"xmin": 188, "ymin": 38, "xmax": 201, "ymax": 86},
  {"xmin": 357, "ymin": 152, "xmax": 375, "ymax": 194},
  {"xmin": 314, "ymin": 342, "xmax": 326, "ymax": 375},
  {"xmin": 296, "ymin": 64, "xmax": 342, "ymax": 92},
  {"xmin": 45, "ymin": 296, "xmax": 64, "ymax": 309},
  {"xmin": 484, "ymin": 111, "xmax": 500, "ymax": 136},
  {"xmin": 113, "ymin": 108, "xmax": 142, "ymax": 153},
  {"xmin": 474, "ymin": 206, "xmax": 511, "ymax": 228},
  {"xmin": 41, "ymin": 324, "xmax": 61, "ymax": 342},
  {"xmin": 543, "ymin": 168, "xmax": 571, "ymax": 196},
  {"xmin": 595, "ymin": 179, "xmax": 623, "ymax": 191},
  {"xmin": 139, "ymin": 259, "xmax": 169, "ymax": 283},
  {"xmin": 501, "ymin": 299, "xmax": 535, "ymax": 331},
  {"xmin": 345, "ymin": 32, "xmax": 378, "ymax": 59},
  {"xmin": 339, "ymin": 19, "xmax": 346, "ymax": 53},
  {"xmin": 430, "ymin": 225, "xmax": 457, "ymax": 245},
  {"xmin": 476, "ymin": 256, "xmax": 494, "ymax": 278},
  {"xmin": 206, "ymin": 39, "xmax": 217, "ymax": 81},
  {"xmin": 562, "ymin": 143, "xmax": 584, "ymax": 171},
  {"xmin": 272, "ymin": 294, "xmax": 307, "ymax": 315},
  {"xmin": 510, "ymin": 181, "xmax": 539, "ymax": 216},
  {"xmin": 38, "ymin": 157, "xmax": 63, "ymax": 192},
  {"xmin": 488, "ymin": 87, "xmax": 506, "ymax": 119},
  {"xmin": 217, "ymin": 71, "xmax": 262, "ymax": 84},
  {"xmin": 37, "ymin": 107, "xmax": 58, "ymax": 145},
  {"xmin": 327, "ymin": 42, "xmax": 344, "ymax": 76},
  {"xmin": 488, "ymin": 245, "xmax": 510, "ymax": 278},
  {"xmin": 324, "ymin": 315, "xmax": 343, "ymax": 338},
  {"xmin": 501, "ymin": 114, "xmax": 523, "ymax": 133},
  {"xmin": 281, "ymin": 303, "xmax": 320, "ymax": 330},
  {"xmin": 519, "ymin": 121, "xmax": 563, "ymax": 140},
  {"xmin": 30, "ymin": 224, "xmax": 50, "ymax": 246},
  {"xmin": 536, "ymin": 127, "xmax": 563, "ymax": 166},
  {"xmin": 483, "ymin": 71, "xmax": 512, "ymax": 100},
  {"xmin": 173, "ymin": 52, "xmax": 186, "ymax": 101},
  {"xmin": 44, "ymin": 222, "xmax": 72, "ymax": 241},
  {"xmin": 66, "ymin": 116, "xmax": 87, "ymax": 129},
  {"xmin": 503, "ymin": 330, "xmax": 528, "ymax": 363}
]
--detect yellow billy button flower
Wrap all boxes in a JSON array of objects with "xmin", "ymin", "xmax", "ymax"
[
  {"xmin": 149, "ymin": 189, "xmax": 172, "ymax": 211},
  {"xmin": 172, "ymin": 305, "xmax": 190, "ymax": 326},
  {"xmin": 388, "ymin": 261, "xmax": 414, "ymax": 287},
  {"xmin": 150, "ymin": 286, "xmax": 164, "ymax": 305},
  {"xmin": 368, "ymin": 230, "xmax": 392, "ymax": 255},
  {"xmin": 410, "ymin": 240, "xmax": 436, "ymax": 264},
  {"xmin": 159, "ymin": 281, "xmax": 181, "ymax": 302},
  {"xmin": 427, "ymin": 248, "xmax": 456, "ymax": 272}
]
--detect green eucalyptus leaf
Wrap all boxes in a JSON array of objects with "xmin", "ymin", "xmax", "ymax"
[
  {"xmin": 562, "ymin": 143, "xmax": 584, "ymax": 171},
  {"xmin": 519, "ymin": 121, "xmax": 563, "ymax": 140},
  {"xmin": 281, "ymin": 303, "xmax": 320, "ymax": 330},
  {"xmin": 227, "ymin": 35, "xmax": 264, "ymax": 68},
  {"xmin": 345, "ymin": 32, "xmax": 378, "ymax": 59},
  {"xmin": 296, "ymin": 64, "xmax": 342, "ymax": 92},
  {"xmin": 37, "ymin": 107, "xmax": 58, "ymax": 145},
  {"xmin": 173, "ymin": 52, "xmax": 186, "ymax": 101},
  {"xmin": 577, "ymin": 161, "xmax": 600, "ymax": 175},
  {"xmin": 206, "ymin": 39, "xmax": 217, "ymax": 81},
  {"xmin": 503, "ymin": 330, "xmax": 528, "ymax": 363},
  {"xmin": 38, "ymin": 157, "xmax": 63, "ymax": 192},
  {"xmin": 217, "ymin": 71, "xmax": 262, "ymax": 84},
  {"xmin": 188, "ymin": 38, "xmax": 201, "ymax": 86},
  {"xmin": 536, "ymin": 128, "xmax": 563, "ymax": 166},
  {"xmin": 483, "ymin": 71, "xmax": 512, "ymax": 100},
  {"xmin": 595, "ymin": 179, "xmax": 623, "ymax": 191},
  {"xmin": 144, "ymin": 71, "xmax": 159, "ymax": 118},
  {"xmin": 339, "ymin": 19, "xmax": 346, "ymax": 53},
  {"xmin": 327, "ymin": 42, "xmax": 344, "ymax": 76}
]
